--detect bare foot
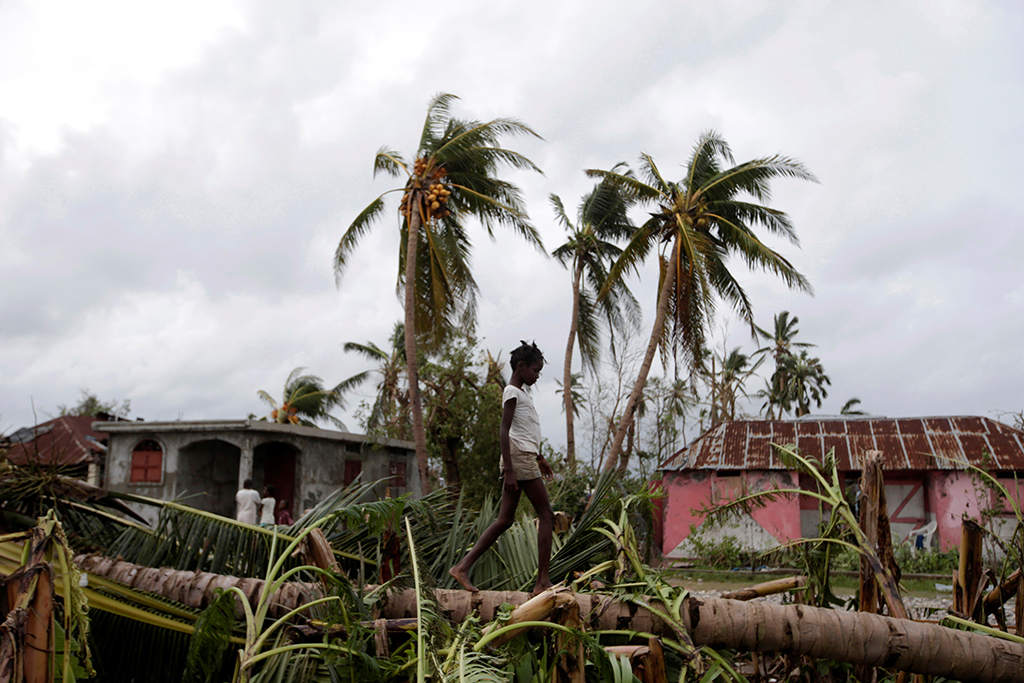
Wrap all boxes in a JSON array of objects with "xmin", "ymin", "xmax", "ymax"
[
  {"xmin": 530, "ymin": 580, "xmax": 555, "ymax": 596},
  {"xmin": 449, "ymin": 565, "xmax": 479, "ymax": 593}
]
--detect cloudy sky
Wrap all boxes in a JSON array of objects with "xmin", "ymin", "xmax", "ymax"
[{"xmin": 2, "ymin": 0, "xmax": 1021, "ymax": 449}]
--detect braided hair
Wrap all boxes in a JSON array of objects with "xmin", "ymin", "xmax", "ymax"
[{"xmin": 510, "ymin": 340, "xmax": 544, "ymax": 371}]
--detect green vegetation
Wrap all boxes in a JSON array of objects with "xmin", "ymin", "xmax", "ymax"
[{"xmin": 56, "ymin": 390, "xmax": 130, "ymax": 418}]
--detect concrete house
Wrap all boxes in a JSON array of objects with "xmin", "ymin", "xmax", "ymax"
[
  {"xmin": 98, "ymin": 419, "xmax": 419, "ymax": 524},
  {"xmin": 657, "ymin": 416, "xmax": 1024, "ymax": 558}
]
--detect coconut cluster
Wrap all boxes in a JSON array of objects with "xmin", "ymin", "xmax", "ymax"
[
  {"xmin": 400, "ymin": 159, "xmax": 452, "ymax": 223},
  {"xmin": 271, "ymin": 404, "xmax": 300, "ymax": 424}
]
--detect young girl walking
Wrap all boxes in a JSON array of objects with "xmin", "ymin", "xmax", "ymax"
[{"xmin": 449, "ymin": 341, "xmax": 555, "ymax": 595}]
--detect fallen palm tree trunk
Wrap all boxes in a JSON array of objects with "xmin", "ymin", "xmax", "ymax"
[
  {"xmin": 379, "ymin": 587, "xmax": 670, "ymax": 635},
  {"xmin": 72, "ymin": 554, "xmax": 318, "ymax": 620},
  {"xmin": 69, "ymin": 555, "xmax": 1024, "ymax": 683},
  {"xmin": 684, "ymin": 596, "xmax": 1024, "ymax": 683},
  {"xmin": 379, "ymin": 589, "xmax": 1024, "ymax": 683}
]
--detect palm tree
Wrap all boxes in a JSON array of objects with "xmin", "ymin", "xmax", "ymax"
[
  {"xmin": 551, "ymin": 177, "xmax": 639, "ymax": 471},
  {"xmin": 257, "ymin": 367, "xmax": 347, "ymax": 429},
  {"xmin": 841, "ymin": 397, "xmax": 866, "ymax": 415},
  {"xmin": 778, "ymin": 349, "xmax": 831, "ymax": 417},
  {"xmin": 341, "ymin": 322, "xmax": 410, "ymax": 438},
  {"xmin": 335, "ymin": 93, "xmax": 543, "ymax": 493},
  {"xmin": 704, "ymin": 346, "xmax": 764, "ymax": 426},
  {"xmin": 754, "ymin": 310, "xmax": 815, "ymax": 417},
  {"xmin": 554, "ymin": 372, "xmax": 586, "ymax": 418},
  {"xmin": 588, "ymin": 131, "xmax": 816, "ymax": 472}
]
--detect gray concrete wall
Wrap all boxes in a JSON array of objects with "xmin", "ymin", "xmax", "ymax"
[{"xmin": 102, "ymin": 420, "xmax": 418, "ymax": 526}]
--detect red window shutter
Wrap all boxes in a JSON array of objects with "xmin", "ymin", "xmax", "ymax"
[{"xmin": 131, "ymin": 441, "xmax": 163, "ymax": 483}]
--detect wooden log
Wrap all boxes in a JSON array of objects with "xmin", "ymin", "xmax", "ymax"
[
  {"xmin": 857, "ymin": 450, "xmax": 907, "ymax": 623},
  {"xmin": 954, "ymin": 519, "xmax": 985, "ymax": 622},
  {"xmin": 684, "ymin": 596, "xmax": 1024, "ymax": 683},
  {"xmin": 721, "ymin": 576, "xmax": 806, "ymax": 601},
  {"xmin": 859, "ymin": 451, "xmax": 882, "ymax": 617},
  {"xmin": 983, "ymin": 569, "xmax": 1021, "ymax": 616}
]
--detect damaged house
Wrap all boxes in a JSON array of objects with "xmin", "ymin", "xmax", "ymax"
[
  {"xmin": 657, "ymin": 415, "xmax": 1024, "ymax": 558},
  {"xmin": 97, "ymin": 419, "xmax": 419, "ymax": 525}
]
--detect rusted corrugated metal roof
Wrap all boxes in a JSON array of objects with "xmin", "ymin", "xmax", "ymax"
[
  {"xmin": 5, "ymin": 416, "xmax": 108, "ymax": 467},
  {"xmin": 658, "ymin": 416, "xmax": 1024, "ymax": 472}
]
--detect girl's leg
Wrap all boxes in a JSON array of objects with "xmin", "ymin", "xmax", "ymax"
[
  {"xmin": 449, "ymin": 485, "xmax": 522, "ymax": 592},
  {"xmin": 520, "ymin": 478, "xmax": 554, "ymax": 594}
]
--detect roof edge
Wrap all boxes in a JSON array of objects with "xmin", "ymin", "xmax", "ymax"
[{"xmin": 91, "ymin": 419, "xmax": 416, "ymax": 450}]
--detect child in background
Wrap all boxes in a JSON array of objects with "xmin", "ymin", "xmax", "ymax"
[
  {"xmin": 260, "ymin": 485, "xmax": 276, "ymax": 527},
  {"xmin": 275, "ymin": 498, "xmax": 294, "ymax": 526},
  {"xmin": 449, "ymin": 341, "xmax": 554, "ymax": 595}
]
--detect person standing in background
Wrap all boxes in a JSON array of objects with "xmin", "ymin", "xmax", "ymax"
[
  {"xmin": 260, "ymin": 485, "xmax": 277, "ymax": 527},
  {"xmin": 235, "ymin": 478, "xmax": 262, "ymax": 525}
]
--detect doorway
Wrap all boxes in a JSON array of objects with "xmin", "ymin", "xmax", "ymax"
[{"xmin": 253, "ymin": 442, "xmax": 299, "ymax": 521}]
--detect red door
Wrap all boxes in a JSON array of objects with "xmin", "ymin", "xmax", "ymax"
[{"xmin": 264, "ymin": 447, "xmax": 297, "ymax": 520}]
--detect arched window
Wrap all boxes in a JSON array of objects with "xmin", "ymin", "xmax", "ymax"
[{"xmin": 131, "ymin": 439, "xmax": 163, "ymax": 483}]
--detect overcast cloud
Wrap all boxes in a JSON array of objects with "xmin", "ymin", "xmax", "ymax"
[{"xmin": 2, "ymin": 0, "xmax": 1022, "ymax": 446}]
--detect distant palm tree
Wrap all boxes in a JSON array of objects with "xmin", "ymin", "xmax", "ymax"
[
  {"xmin": 778, "ymin": 350, "xmax": 831, "ymax": 417},
  {"xmin": 340, "ymin": 323, "xmax": 410, "ymax": 438},
  {"xmin": 588, "ymin": 131, "xmax": 816, "ymax": 472},
  {"xmin": 335, "ymin": 93, "xmax": 544, "ymax": 492},
  {"xmin": 551, "ymin": 175, "xmax": 639, "ymax": 471},
  {"xmin": 705, "ymin": 346, "xmax": 764, "ymax": 425},
  {"xmin": 554, "ymin": 372, "xmax": 587, "ymax": 418},
  {"xmin": 841, "ymin": 397, "xmax": 866, "ymax": 415},
  {"xmin": 755, "ymin": 310, "xmax": 815, "ymax": 417},
  {"xmin": 257, "ymin": 367, "xmax": 346, "ymax": 429}
]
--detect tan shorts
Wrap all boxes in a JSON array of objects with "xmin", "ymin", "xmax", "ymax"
[{"xmin": 500, "ymin": 442, "xmax": 542, "ymax": 481}]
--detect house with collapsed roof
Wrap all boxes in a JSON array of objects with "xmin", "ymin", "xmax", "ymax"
[
  {"xmin": 657, "ymin": 416, "xmax": 1024, "ymax": 558},
  {"xmin": 97, "ymin": 420, "xmax": 420, "ymax": 525},
  {"xmin": 3, "ymin": 415, "xmax": 118, "ymax": 485}
]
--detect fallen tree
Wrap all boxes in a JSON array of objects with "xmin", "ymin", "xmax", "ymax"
[
  {"xmin": 66, "ymin": 554, "xmax": 1024, "ymax": 683},
  {"xmin": 378, "ymin": 587, "xmax": 1024, "ymax": 683}
]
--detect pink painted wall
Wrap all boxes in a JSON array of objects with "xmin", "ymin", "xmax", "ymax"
[
  {"xmin": 747, "ymin": 470, "xmax": 801, "ymax": 542},
  {"xmin": 661, "ymin": 471, "xmax": 713, "ymax": 555},
  {"xmin": 926, "ymin": 471, "xmax": 980, "ymax": 551},
  {"xmin": 660, "ymin": 470, "xmax": 801, "ymax": 555},
  {"xmin": 661, "ymin": 468, "xmax": 1017, "ymax": 555}
]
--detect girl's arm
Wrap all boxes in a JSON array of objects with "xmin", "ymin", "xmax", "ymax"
[
  {"xmin": 537, "ymin": 453, "xmax": 554, "ymax": 480},
  {"xmin": 500, "ymin": 397, "xmax": 518, "ymax": 492}
]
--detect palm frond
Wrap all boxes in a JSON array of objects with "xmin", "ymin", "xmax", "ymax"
[
  {"xmin": 182, "ymin": 588, "xmax": 236, "ymax": 683},
  {"xmin": 106, "ymin": 491, "xmax": 373, "ymax": 577},
  {"xmin": 584, "ymin": 167, "xmax": 664, "ymax": 205},
  {"xmin": 549, "ymin": 193, "xmax": 574, "ymax": 234},
  {"xmin": 334, "ymin": 194, "xmax": 392, "ymax": 281},
  {"xmin": 547, "ymin": 470, "xmax": 621, "ymax": 581},
  {"xmin": 700, "ymin": 154, "xmax": 818, "ymax": 203},
  {"xmin": 419, "ymin": 92, "xmax": 460, "ymax": 153},
  {"xmin": 342, "ymin": 341, "xmax": 388, "ymax": 361},
  {"xmin": 373, "ymin": 147, "xmax": 408, "ymax": 179},
  {"xmin": 685, "ymin": 130, "xmax": 733, "ymax": 192},
  {"xmin": 575, "ymin": 289, "xmax": 601, "ymax": 374}
]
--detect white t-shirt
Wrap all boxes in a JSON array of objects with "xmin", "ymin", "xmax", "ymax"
[
  {"xmin": 236, "ymin": 488, "xmax": 261, "ymax": 524},
  {"xmin": 503, "ymin": 384, "xmax": 541, "ymax": 453},
  {"xmin": 260, "ymin": 496, "xmax": 276, "ymax": 526}
]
